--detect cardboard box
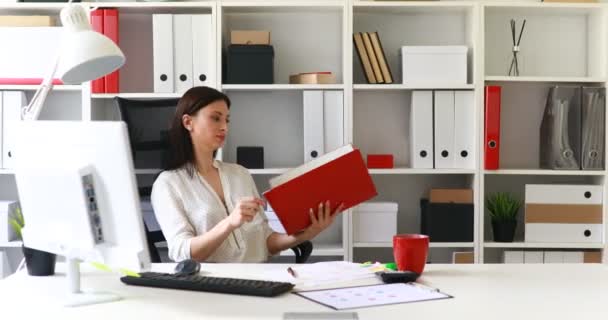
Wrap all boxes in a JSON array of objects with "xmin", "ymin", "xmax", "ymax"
[
  {"xmin": 289, "ymin": 73, "xmax": 336, "ymax": 84},
  {"xmin": 452, "ymin": 252, "xmax": 474, "ymax": 264},
  {"xmin": 230, "ymin": 30, "xmax": 270, "ymax": 45},
  {"xmin": 429, "ymin": 189, "xmax": 473, "ymax": 204},
  {"xmin": 584, "ymin": 251, "xmax": 602, "ymax": 263},
  {"xmin": 0, "ymin": 15, "xmax": 55, "ymax": 27}
]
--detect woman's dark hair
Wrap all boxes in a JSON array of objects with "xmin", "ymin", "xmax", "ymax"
[{"xmin": 165, "ymin": 86, "xmax": 231, "ymax": 175}]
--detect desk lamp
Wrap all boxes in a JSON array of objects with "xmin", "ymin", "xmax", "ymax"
[{"xmin": 21, "ymin": 2, "xmax": 124, "ymax": 120}]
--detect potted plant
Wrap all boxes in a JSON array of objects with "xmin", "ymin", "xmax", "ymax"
[
  {"xmin": 9, "ymin": 205, "xmax": 56, "ymax": 276},
  {"xmin": 486, "ymin": 192, "xmax": 522, "ymax": 242}
]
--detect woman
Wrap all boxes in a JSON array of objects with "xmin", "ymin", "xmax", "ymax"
[{"xmin": 151, "ymin": 86, "xmax": 343, "ymax": 263}]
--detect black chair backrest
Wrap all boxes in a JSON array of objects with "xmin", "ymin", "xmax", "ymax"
[{"xmin": 115, "ymin": 97, "xmax": 179, "ymax": 169}]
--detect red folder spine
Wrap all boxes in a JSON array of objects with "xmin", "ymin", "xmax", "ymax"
[
  {"xmin": 103, "ymin": 9, "xmax": 119, "ymax": 93},
  {"xmin": 90, "ymin": 9, "xmax": 105, "ymax": 94},
  {"xmin": 484, "ymin": 86, "xmax": 501, "ymax": 170}
]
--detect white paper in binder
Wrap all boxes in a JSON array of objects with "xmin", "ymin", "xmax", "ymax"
[
  {"xmin": 2, "ymin": 91, "xmax": 25, "ymax": 169},
  {"xmin": 303, "ymin": 91, "xmax": 324, "ymax": 162},
  {"xmin": 323, "ymin": 91, "xmax": 343, "ymax": 154},
  {"xmin": 562, "ymin": 251, "xmax": 584, "ymax": 263},
  {"xmin": 454, "ymin": 91, "xmax": 475, "ymax": 169},
  {"xmin": 410, "ymin": 91, "xmax": 434, "ymax": 168},
  {"xmin": 192, "ymin": 14, "xmax": 214, "ymax": 88},
  {"xmin": 543, "ymin": 251, "xmax": 563, "ymax": 264},
  {"xmin": 173, "ymin": 15, "xmax": 194, "ymax": 94},
  {"xmin": 434, "ymin": 91, "xmax": 455, "ymax": 168},
  {"xmin": 152, "ymin": 14, "xmax": 174, "ymax": 93}
]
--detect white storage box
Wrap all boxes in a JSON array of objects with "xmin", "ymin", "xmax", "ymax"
[
  {"xmin": 401, "ymin": 46, "xmax": 467, "ymax": 85},
  {"xmin": 0, "ymin": 201, "xmax": 19, "ymax": 243},
  {"xmin": 353, "ymin": 202, "xmax": 398, "ymax": 243}
]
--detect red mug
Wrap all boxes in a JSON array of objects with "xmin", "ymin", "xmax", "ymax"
[{"xmin": 393, "ymin": 234, "xmax": 429, "ymax": 274}]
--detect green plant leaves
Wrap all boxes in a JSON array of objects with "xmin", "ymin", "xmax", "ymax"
[{"xmin": 486, "ymin": 192, "xmax": 521, "ymax": 223}]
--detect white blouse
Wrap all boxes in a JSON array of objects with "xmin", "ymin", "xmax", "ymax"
[{"xmin": 151, "ymin": 160, "xmax": 275, "ymax": 263}]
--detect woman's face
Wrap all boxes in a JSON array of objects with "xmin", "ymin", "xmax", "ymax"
[{"xmin": 183, "ymin": 100, "xmax": 230, "ymax": 151}]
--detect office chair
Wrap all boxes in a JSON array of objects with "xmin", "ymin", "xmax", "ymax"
[{"xmin": 114, "ymin": 97, "xmax": 179, "ymax": 170}]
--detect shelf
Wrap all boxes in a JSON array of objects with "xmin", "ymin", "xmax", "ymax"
[
  {"xmin": 485, "ymin": 76, "xmax": 606, "ymax": 83},
  {"xmin": 483, "ymin": 1, "xmax": 602, "ymax": 11},
  {"xmin": 354, "ymin": 242, "xmax": 474, "ymax": 248},
  {"xmin": 484, "ymin": 169, "xmax": 606, "ymax": 176},
  {"xmin": 0, "ymin": 169, "xmax": 14, "ymax": 175},
  {"xmin": 369, "ymin": 168, "xmax": 475, "ymax": 175},
  {"xmin": 89, "ymin": 2, "xmax": 214, "ymax": 14},
  {"xmin": 221, "ymin": 84, "xmax": 345, "ymax": 91},
  {"xmin": 0, "ymin": 241, "xmax": 22, "ymax": 248},
  {"xmin": 484, "ymin": 242, "xmax": 605, "ymax": 249},
  {"xmin": 279, "ymin": 243, "xmax": 343, "ymax": 256},
  {"xmin": 354, "ymin": 1, "xmax": 475, "ymax": 12},
  {"xmin": 0, "ymin": 85, "xmax": 81, "ymax": 91},
  {"xmin": 221, "ymin": 1, "xmax": 345, "ymax": 12},
  {"xmin": 354, "ymin": 84, "xmax": 475, "ymax": 90},
  {"xmin": 92, "ymin": 93, "xmax": 182, "ymax": 99}
]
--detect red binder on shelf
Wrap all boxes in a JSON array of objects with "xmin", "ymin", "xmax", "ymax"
[
  {"xmin": 103, "ymin": 8, "xmax": 119, "ymax": 93},
  {"xmin": 90, "ymin": 9, "xmax": 105, "ymax": 94},
  {"xmin": 263, "ymin": 145, "xmax": 377, "ymax": 235},
  {"xmin": 484, "ymin": 85, "xmax": 501, "ymax": 170}
]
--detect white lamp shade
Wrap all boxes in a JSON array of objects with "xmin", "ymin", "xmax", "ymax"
[
  {"xmin": 58, "ymin": 30, "xmax": 125, "ymax": 84},
  {"xmin": 55, "ymin": 4, "xmax": 125, "ymax": 84}
]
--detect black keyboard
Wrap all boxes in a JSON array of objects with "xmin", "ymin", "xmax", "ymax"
[{"xmin": 120, "ymin": 272, "xmax": 294, "ymax": 297}]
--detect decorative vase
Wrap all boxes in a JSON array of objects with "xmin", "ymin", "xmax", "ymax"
[
  {"xmin": 492, "ymin": 220, "xmax": 517, "ymax": 242},
  {"xmin": 23, "ymin": 246, "xmax": 56, "ymax": 276}
]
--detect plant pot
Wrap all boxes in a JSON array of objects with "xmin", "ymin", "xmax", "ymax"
[
  {"xmin": 23, "ymin": 246, "xmax": 56, "ymax": 276},
  {"xmin": 492, "ymin": 220, "xmax": 517, "ymax": 242}
]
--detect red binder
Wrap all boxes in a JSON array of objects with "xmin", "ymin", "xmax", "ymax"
[
  {"xmin": 484, "ymin": 86, "xmax": 501, "ymax": 170},
  {"xmin": 263, "ymin": 145, "xmax": 378, "ymax": 235},
  {"xmin": 90, "ymin": 9, "xmax": 105, "ymax": 94},
  {"xmin": 103, "ymin": 9, "xmax": 119, "ymax": 93}
]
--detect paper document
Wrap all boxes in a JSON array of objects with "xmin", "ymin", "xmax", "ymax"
[
  {"xmin": 261, "ymin": 262, "xmax": 377, "ymax": 289},
  {"xmin": 295, "ymin": 283, "xmax": 452, "ymax": 310}
]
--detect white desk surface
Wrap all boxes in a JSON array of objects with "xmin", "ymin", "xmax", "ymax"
[{"xmin": 1, "ymin": 263, "xmax": 607, "ymax": 319}]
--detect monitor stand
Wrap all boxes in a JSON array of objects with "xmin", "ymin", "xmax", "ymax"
[{"xmin": 64, "ymin": 258, "xmax": 122, "ymax": 307}]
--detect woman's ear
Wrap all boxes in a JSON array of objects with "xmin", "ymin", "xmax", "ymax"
[{"xmin": 182, "ymin": 114, "xmax": 193, "ymax": 132}]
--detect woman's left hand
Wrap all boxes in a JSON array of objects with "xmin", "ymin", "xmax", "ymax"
[{"xmin": 303, "ymin": 201, "xmax": 345, "ymax": 240}]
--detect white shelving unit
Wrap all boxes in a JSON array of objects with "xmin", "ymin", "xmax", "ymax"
[{"xmin": 0, "ymin": 1, "xmax": 607, "ymax": 268}]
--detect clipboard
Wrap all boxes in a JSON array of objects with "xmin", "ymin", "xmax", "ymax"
[{"xmin": 293, "ymin": 282, "xmax": 453, "ymax": 310}]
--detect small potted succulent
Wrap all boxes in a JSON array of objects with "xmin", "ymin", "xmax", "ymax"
[
  {"xmin": 9, "ymin": 205, "xmax": 56, "ymax": 276},
  {"xmin": 486, "ymin": 192, "xmax": 522, "ymax": 242}
]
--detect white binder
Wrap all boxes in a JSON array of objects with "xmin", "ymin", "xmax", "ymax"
[
  {"xmin": 434, "ymin": 91, "xmax": 455, "ymax": 168},
  {"xmin": 323, "ymin": 91, "xmax": 343, "ymax": 154},
  {"xmin": 152, "ymin": 14, "xmax": 174, "ymax": 93},
  {"xmin": 192, "ymin": 14, "xmax": 214, "ymax": 88},
  {"xmin": 525, "ymin": 184, "xmax": 603, "ymax": 205},
  {"xmin": 454, "ymin": 91, "xmax": 475, "ymax": 169},
  {"xmin": 303, "ymin": 91, "xmax": 324, "ymax": 163},
  {"xmin": 410, "ymin": 91, "xmax": 434, "ymax": 168},
  {"xmin": 2, "ymin": 91, "xmax": 25, "ymax": 169},
  {"xmin": 173, "ymin": 15, "xmax": 194, "ymax": 94}
]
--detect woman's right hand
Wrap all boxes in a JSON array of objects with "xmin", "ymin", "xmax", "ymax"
[{"xmin": 227, "ymin": 196, "xmax": 264, "ymax": 229}]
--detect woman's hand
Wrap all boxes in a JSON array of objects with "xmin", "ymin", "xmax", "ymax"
[
  {"xmin": 302, "ymin": 201, "xmax": 345, "ymax": 240},
  {"xmin": 227, "ymin": 196, "xmax": 264, "ymax": 229}
]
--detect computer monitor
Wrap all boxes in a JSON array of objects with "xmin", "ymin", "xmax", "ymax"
[{"xmin": 14, "ymin": 121, "xmax": 151, "ymax": 307}]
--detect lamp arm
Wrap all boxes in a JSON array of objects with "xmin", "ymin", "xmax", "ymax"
[{"xmin": 21, "ymin": 52, "xmax": 61, "ymax": 121}]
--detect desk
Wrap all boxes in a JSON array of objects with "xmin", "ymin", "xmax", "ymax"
[{"xmin": 1, "ymin": 263, "xmax": 607, "ymax": 319}]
